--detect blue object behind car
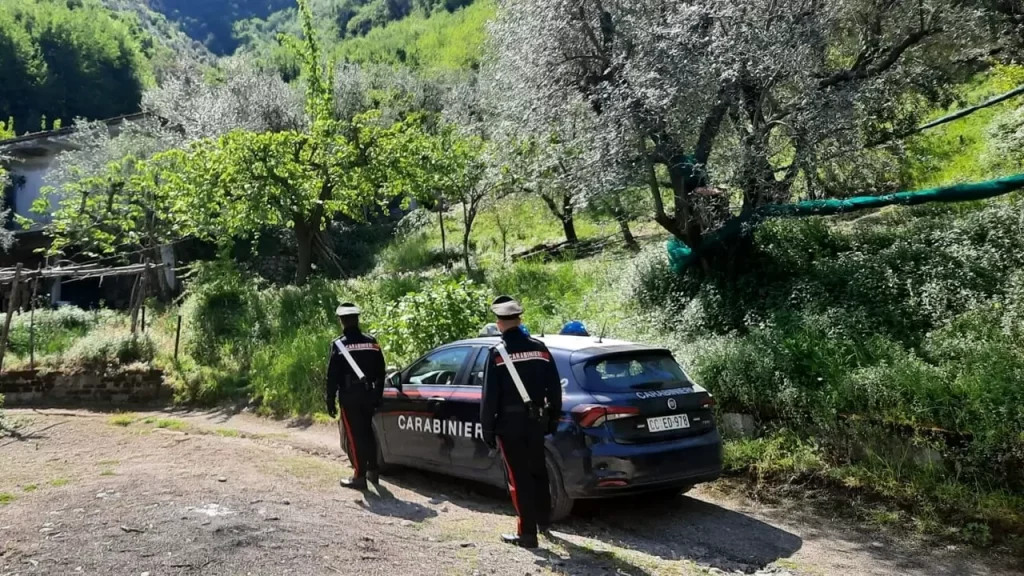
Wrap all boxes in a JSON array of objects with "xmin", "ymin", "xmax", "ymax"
[{"xmin": 372, "ymin": 335, "xmax": 723, "ymax": 520}]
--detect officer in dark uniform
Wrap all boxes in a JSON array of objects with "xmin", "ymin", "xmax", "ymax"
[
  {"xmin": 326, "ymin": 302, "xmax": 387, "ymax": 490},
  {"xmin": 480, "ymin": 296, "xmax": 562, "ymax": 548}
]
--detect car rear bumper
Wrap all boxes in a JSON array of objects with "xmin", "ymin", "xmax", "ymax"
[{"xmin": 564, "ymin": 429, "xmax": 723, "ymax": 499}]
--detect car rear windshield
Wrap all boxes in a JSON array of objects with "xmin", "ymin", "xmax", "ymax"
[{"xmin": 581, "ymin": 353, "xmax": 689, "ymax": 392}]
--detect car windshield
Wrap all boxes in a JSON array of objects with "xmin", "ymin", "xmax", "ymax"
[{"xmin": 582, "ymin": 353, "xmax": 688, "ymax": 392}]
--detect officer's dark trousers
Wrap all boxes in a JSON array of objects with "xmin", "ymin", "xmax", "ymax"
[
  {"xmin": 339, "ymin": 398, "xmax": 378, "ymax": 478},
  {"xmin": 497, "ymin": 422, "xmax": 550, "ymax": 539}
]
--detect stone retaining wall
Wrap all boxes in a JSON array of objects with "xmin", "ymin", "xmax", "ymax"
[{"xmin": 0, "ymin": 369, "xmax": 164, "ymax": 406}]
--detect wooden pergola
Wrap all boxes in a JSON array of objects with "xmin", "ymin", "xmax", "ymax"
[{"xmin": 0, "ymin": 261, "xmax": 164, "ymax": 372}]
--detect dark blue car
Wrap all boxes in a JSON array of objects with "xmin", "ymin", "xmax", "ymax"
[{"xmin": 368, "ymin": 334, "xmax": 723, "ymax": 520}]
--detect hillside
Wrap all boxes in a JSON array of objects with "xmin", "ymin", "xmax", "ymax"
[
  {"xmin": 0, "ymin": 0, "xmax": 156, "ymax": 133},
  {"xmin": 97, "ymin": 0, "xmax": 482, "ymax": 57}
]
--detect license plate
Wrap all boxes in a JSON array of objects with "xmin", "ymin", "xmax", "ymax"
[{"xmin": 647, "ymin": 414, "xmax": 690, "ymax": 432}]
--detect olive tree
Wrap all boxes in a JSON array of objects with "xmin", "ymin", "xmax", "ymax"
[
  {"xmin": 488, "ymin": 0, "xmax": 997, "ymax": 270},
  {"xmin": 142, "ymin": 56, "xmax": 306, "ymax": 141}
]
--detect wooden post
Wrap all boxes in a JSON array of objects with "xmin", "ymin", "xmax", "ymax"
[
  {"xmin": 174, "ymin": 315, "xmax": 182, "ymax": 360},
  {"xmin": 129, "ymin": 273, "xmax": 141, "ymax": 334},
  {"xmin": 0, "ymin": 263, "xmax": 23, "ymax": 373},
  {"xmin": 29, "ymin": 264, "xmax": 41, "ymax": 371},
  {"xmin": 141, "ymin": 260, "xmax": 149, "ymax": 333}
]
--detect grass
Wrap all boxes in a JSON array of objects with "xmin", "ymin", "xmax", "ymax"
[
  {"xmin": 154, "ymin": 418, "xmax": 187, "ymax": 431},
  {"xmin": 722, "ymin": 432, "xmax": 1024, "ymax": 546},
  {"xmin": 22, "ymin": 484, "xmax": 38, "ymax": 493},
  {"xmin": 99, "ymin": 469, "xmax": 116, "ymax": 477},
  {"xmin": 107, "ymin": 413, "xmax": 137, "ymax": 427},
  {"xmin": 214, "ymin": 428, "xmax": 240, "ymax": 437},
  {"xmin": 0, "ymin": 492, "xmax": 15, "ymax": 504},
  {"xmin": 272, "ymin": 455, "xmax": 345, "ymax": 486},
  {"xmin": 312, "ymin": 412, "xmax": 334, "ymax": 425},
  {"xmin": 97, "ymin": 459, "xmax": 119, "ymax": 466},
  {"xmin": 48, "ymin": 478, "xmax": 69, "ymax": 487},
  {"xmin": 905, "ymin": 65, "xmax": 1024, "ymax": 188}
]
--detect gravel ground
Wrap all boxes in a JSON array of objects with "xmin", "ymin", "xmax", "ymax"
[{"xmin": 1, "ymin": 408, "xmax": 1018, "ymax": 576}]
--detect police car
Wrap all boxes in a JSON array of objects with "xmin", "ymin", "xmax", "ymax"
[{"xmin": 368, "ymin": 333, "xmax": 723, "ymax": 520}]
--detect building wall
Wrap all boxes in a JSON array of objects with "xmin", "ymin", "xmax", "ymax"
[{"xmin": 8, "ymin": 155, "xmax": 55, "ymax": 225}]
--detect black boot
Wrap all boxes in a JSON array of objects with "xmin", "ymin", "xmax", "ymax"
[
  {"xmin": 501, "ymin": 533, "xmax": 539, "ymax": 549},
  {"xmin": 340, "ymin": 476, "xmax": 368, "ymax": 490},
  {"xmin": 366, "ymin": 470, "xmax": 380, "ymax": 485}
]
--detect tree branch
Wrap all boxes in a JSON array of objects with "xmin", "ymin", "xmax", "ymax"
[{"xmin": 817, "ymin": 28, "xmax": 940, "ymax": 89}]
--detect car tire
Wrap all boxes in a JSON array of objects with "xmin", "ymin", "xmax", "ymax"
[{"xmin": 546, "ymin": 451, "xmax": 574, "ymax": 522}]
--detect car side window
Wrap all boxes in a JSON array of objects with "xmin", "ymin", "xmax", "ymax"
[
  {"xmin": 467, "ymin": 348, "xmax": 489, "ymax": 387},
  {"xmin": 406, "ymin": 347, "xmax": 472, "ymax": 386}
]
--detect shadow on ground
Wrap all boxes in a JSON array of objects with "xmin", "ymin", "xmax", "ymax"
[
  {"xmin": 533, "ymin": 532, "xmax": 659, "ymax": 576},
  {"xmin": 385, "ymin": 467, "xmax": 802, "ymax": 573},
  {"xmin": 355, "ymin": 483, "xmax": 439, "ymax": 523}
]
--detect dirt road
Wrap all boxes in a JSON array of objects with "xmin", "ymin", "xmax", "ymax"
[{"xmin": 1, "ymin": 408, "xmax": 1017, "ymax": 576}]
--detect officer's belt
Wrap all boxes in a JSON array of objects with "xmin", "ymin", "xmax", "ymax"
[
  {"xmin": 502, "ymin": 405, "xmax": 547, "ymax": 420},
  {"xmin": 343, "ymin": 376, "xmax": 374, "ymax": 391}
]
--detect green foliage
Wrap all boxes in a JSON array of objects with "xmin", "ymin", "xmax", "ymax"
[
  {"xmin": 108, "ymin": 413, "xmax": 136, "ymax": 426},
  {"xmin": 333, "ymin": 0, "xmax": 492, "ymax": 70},
  {"xmin": 141, "ymin": 0, "xmax": 429, "ymax": 284},
  {"xmin": 906, "ymin": 65, "xmax": 1024, "ymax": 187},
  {"xmin": 0, "ymin": 0, "xmax": 154, "ymax": 131},
  {"xmin": 381, "ymin": 232, "xmax": 459, "ymax": 272},
  {"xmin": 0, "ymin": 116, "xmax": 15, "ymax": 139},
  {"xmin": 722, "ymin": 430, "xmax": 1024, "ymax": 545},
  {"xmin": 373, "ymin": 278, "xmax": 488, "ymax": 365},
  {"xmin": 7, "ymin": 307, "xmax": 118, "ymax": 359},
  {"xmin": 42, "ymin": 150, "xmax": 177, "ymax": 258},
  {"xmin": 634, "ymin": 197, "xmax": 1024, "ymax": 492},
  {"xmin": 250, "ymin": 322, "xmax": 336, "ymax": 415},
  {"xmin": 62, "ymin": 328, "xmax": 155, "ymax": 372},
  {"xmin": 179, "ymin": 262, "xmax": 267, "ymax": 368},
  {"xmin": 235, "ymin": 0, "xmax": 488, "ymax": 72}
]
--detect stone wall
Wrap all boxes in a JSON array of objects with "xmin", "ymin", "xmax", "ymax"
[{"xmin": 0, "ymin": 369, "xmax": 164, "ymax": 406}]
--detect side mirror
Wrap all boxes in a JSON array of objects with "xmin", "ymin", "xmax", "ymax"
[{"xmin": 387, "ymin": 371, "xmax": 403, "ymax": 391}]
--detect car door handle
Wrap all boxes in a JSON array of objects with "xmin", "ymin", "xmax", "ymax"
[{"xmin": 427, "ymin": 397, "xmax": 447, "ymax": 404}]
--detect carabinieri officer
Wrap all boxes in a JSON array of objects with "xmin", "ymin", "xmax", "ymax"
[
  {"xmin": 480, "ymin": 296, "xmax": 562, "ymax": 548},
  {"xmin": 326, "ymin": 302, "xmax": 386, "ymax": 490}
]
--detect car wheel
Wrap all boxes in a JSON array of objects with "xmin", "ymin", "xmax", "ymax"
[{"xmin": 546, "ymin": 451, "xmax": 574, "ymax": 522}]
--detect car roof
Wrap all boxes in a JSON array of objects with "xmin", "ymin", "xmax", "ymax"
[{"xmin": 450, "ymin": 334, "xmax": 670, "ymax": 362}]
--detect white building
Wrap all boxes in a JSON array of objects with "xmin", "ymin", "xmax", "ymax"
[{"xmin": 0, "ymin": 112, "xmax": 177, "ymax": 304}]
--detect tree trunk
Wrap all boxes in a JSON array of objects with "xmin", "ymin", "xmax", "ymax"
[
  {"xmin": 607, "ymin": 197, "xmax": 638, "ymax": 250},
  {"xmin": 617, "ymin": 216, "xmax": 638, "ymax": 251},
  {"xmin": 461, "ymin": 200, "xmax": 477, "ymax": 273},
  {"xmin": 561, "ymin": 193, "xmax": 578, "ymax": 244},
  {"xmin": 437, "ymin": 207, "xmax": 449, "ymax": 269},
  {"xmin": 294, "ymin": 222, "xmax": 316, "ymax": 286}
]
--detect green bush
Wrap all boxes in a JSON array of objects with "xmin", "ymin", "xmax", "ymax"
[
  {"xmin": 179, "ymin": 262, "xmax": 267, "ymax": 368},
  {"xmin": 6, "ymin": 307, "xmax": 118, "ymax": 358},
  {"xmin": 61, "ymin": 328, "xmax": 155, "ymax": 373},
  {"xmin": 373, "ymin": 278, "xmax": 489, "ymax": 366},
  {"xmin": 381, "ymin": 232, "xmax": 461, "ymax": 272},
  {"xmin": 489, "ymin": 260, "xmax": 587, "ymax": 320},
  {"xmin": 637, "ymin": 198, "xmax": 1024, "ymax": 496},
  {"xmin": 249, "ymin": 325, "xmax": 336, "ymax": 415}
]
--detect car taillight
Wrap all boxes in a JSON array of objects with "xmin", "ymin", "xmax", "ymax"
[
  {"xmin": 701, "ymin": 396, "xmax": 715, "ymax": 410},
  {"xmin": 572, "ymin": 405, "xmax": 640, "ymax": 428}
]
